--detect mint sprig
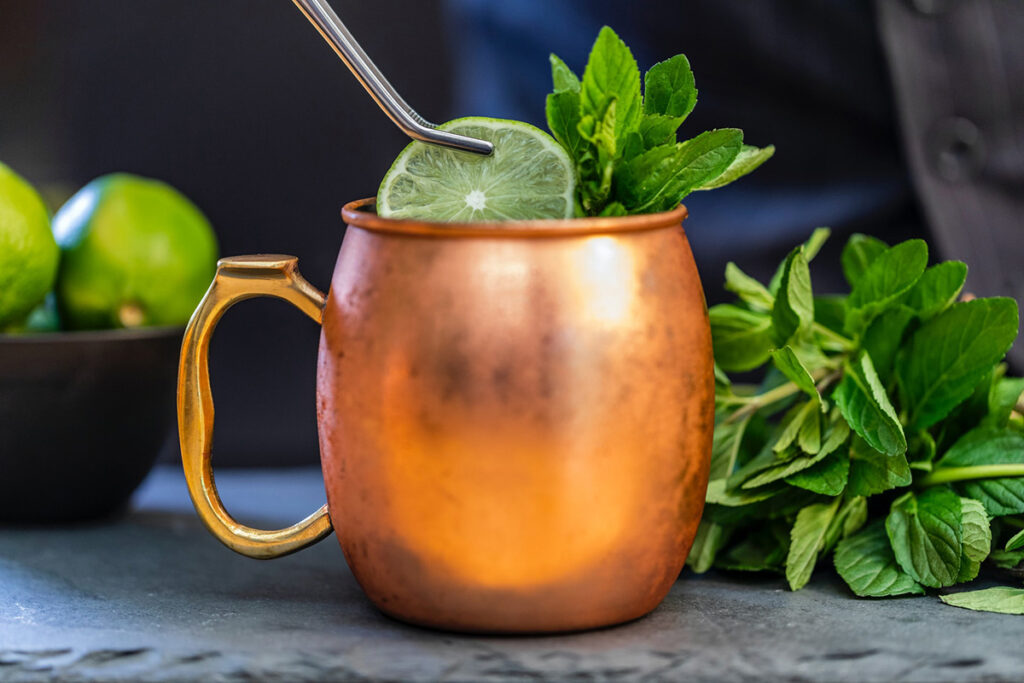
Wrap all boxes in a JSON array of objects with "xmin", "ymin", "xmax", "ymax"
[
  {"xmin": 701, "ymin": 229, "xmax": 1024, "ymax": 613},
  {"xmin": 546, "ymin": 27, "xmax": 774, "ymax": 217}
]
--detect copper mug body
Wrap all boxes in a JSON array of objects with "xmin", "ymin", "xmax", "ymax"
[{"xmin": 178, "ymin": 198, "xmax": 714, "ymax": 633}]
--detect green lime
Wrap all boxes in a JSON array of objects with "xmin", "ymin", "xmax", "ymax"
[
  {"xmin": 377, "ymin": 117, "xmax": 575, "ymax": 221},
  {"xmin": 5, "ymin": 293, "xmax": 60, "ymax": 334},
  {"xmin": 52, "ymin": 174, "xmax": 218, "ymax": 330},
  {"xmin": 0, "ymin": 162, "xmax": 59, "ymax": 330}
]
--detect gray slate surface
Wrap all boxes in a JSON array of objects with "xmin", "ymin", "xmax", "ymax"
[{"xmin": 2, "ymin": 466, "xmax": 1023, "ymax": 682}]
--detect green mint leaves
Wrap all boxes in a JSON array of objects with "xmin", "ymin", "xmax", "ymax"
[
  {"xmin": 546, "ymin": 27, "xmax": 773, "ymax": 216},
  {"xmin": 940, "ymin": 586, "xmax": 1024, "ymax": 614},
  {"xmin": 701, "ymin": 229, "xmax": 1024, "ymax": 615},
  {"xmin": 885, "ymin": 488, "xmax": 963, "ymax": 588},
  {"xmin": 897, "ymin": 298, "xmax": 1019, "ymax": 430}
]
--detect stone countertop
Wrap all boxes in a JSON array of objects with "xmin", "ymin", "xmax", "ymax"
[{"xmin": 2, "ymin": 466, "xmax": 1022, "ymax": 682}]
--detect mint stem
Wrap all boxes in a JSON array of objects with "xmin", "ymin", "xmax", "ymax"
[
  {"xmin": 919, "ymin": 464, "xmax": 1024, "ymax": 487},
  {"xmin": 725, "ymin": 367, "xmax": 834, "ymax": 423},
  {"xmin": 812, "ymin": 322, "xmax": 855, "ymax": 351}
]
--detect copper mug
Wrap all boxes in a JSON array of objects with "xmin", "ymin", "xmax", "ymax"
[{"xmin": 178, "ymin": 198, "xmax": 714, "ymax": 633}]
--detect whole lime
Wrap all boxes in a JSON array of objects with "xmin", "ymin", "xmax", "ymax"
[
  {"xmin": 52, "ymin": 174, "xmax": 218, "ymax": 329},
  {"xmin": 0, "ymin": 162, "xmax": 59, "ymax": 329}
]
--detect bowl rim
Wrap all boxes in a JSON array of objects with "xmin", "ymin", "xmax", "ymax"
[
  {"xmin": 341, "ymin": 197, "xmax": 688, "ymax": 238},
  {"xmin": 0, "ymin": 325, "xmax": 184, "ymax": 345}
]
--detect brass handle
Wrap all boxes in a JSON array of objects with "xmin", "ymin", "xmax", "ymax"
[{"xmin": 177, "ymin": 255, "xmax": 333, "ymax": 559}]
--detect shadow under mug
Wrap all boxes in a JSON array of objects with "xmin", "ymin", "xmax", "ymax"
[{"xmin": 178, "ymin": 197, "xmax": 714, "ymax": 634}]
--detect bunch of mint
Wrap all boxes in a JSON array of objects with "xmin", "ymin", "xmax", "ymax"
[
  {"xmin": 696, "ymin": 229, "xmax": 1024, "ymax": 614},
  {"xmin": 545, "ymin": 27, "xmax": 773, "ymax": 217}
]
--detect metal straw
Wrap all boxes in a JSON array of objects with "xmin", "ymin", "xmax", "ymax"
[{"xmin": 291, "ymin": 0, "xmax": 494, "ymax": 155}]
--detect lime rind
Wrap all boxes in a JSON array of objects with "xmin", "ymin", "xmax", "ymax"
[
  {"xmin": 0, "ymin": 162, "xmax": 58, "ymax": 329},
  {"xmin": 377, "ymin": 117, "xmax": 575, "ymax": 222}
]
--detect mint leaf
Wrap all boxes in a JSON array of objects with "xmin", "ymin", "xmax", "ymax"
[
  {"xmin": 714, "ymin": 362, "xmax": 731, "ymax": 388},
  {"xmin": 547, "ymin": 30, "xmax": 772, "ymax": 216},
  {"xmin": 637, "ymin": 114, "xmax": 681, "ymax": 148},
  {"xmin": 841, "ymin": 233, "xmax": 888, "ymax": 288},
  {"xmin": 843, "ymin": 497, "xmax": 870, "ymax": 535},
  {"xmin": 710, "ymin": 413, "xmax": 750, "ymax": 480},
  {"xmin": 786, "ymin": 450, "xmax": 849, "ymax": 496},
  {"xmin": 546, "ymin": 29, "xmax": 772, "ymax": 216},
  {"xmin": 799, "ymin": 409, "xmax": 822, "ymax": 453},
  {"xmin": 687, "ymin": 519, "xmax": 731, "ymax": 573},
  {"xmin": 709, "ymin": 304, "xmax": 774, "ymax": 372},
  {"xmin": 834, "ymin": 522, "xmax": 925, "ymax": 597},
  {"xmin": 615, "ymin": 129, "xmax": 742, "ymax": 213},
  {"xmin": 549, "ymin": 53, "xmax": 580, "ymax": 93},
  {"xmin": 821, "ymin": 416, "xmax": 855, "ymax": 457},
  {"xmin": 743, "ymin": 448, "xmax": 820, "ymax": 489},
  {"xmin": 940, "ymin": 587, "xmax": 1024, "ymax": 615},
  {"xmin": 771, "ymin": 247, "xmax": 814, "ymax": 345},
  {"xmin": 705, "ymin": 479, "xmax": 785, "ymax": 506},
  {"xmin": 744, "ymin": 419, "xmax": 848, "ymax": 489},
  {"xmin": 833, "ymin": 352, "xmax": 906, "ymax": 457},
  {"xmin": 772, "ymin": 401, "xmax": 816, "ymax": 454},
  {"xmin": 578, "ymin": 98, "xmax": 618, "ymax": 159},
  {"xmin": 897, "ymin": 298, "xmax": 1019, "ymax": 430},
  {"xmin": 1006, "ymin": 528, "xmax": 1024, "ymax": 551},
  {"xmin": 621, "ymin": 132, "xmax": 645, "ymax": 161},
  {"xmin": 789, "ymin": 342, "xmax": 831, "ymax": 375},
  {"xmin": 802, "ymin": 227, "xmax": 832, "ymax": 262},
  {"xmin": 956, "ymin": 498, "xmax": 991, "ymax": 582},
  {"xmin": 989, "ymin": 548, "xmax": 1024, "ymax": 569},
  {"xmin": 581, "ymin": 26, "xmax": 641, "ymax": 141},
  {"xmin": 546, "ymin": 90, "xmax": 585, "ymax": 159},
  {"xmin": 861, "ymin": 306, "xmax": 915, "ymax": 381},
  {"xmin": 886, "ymin": 488, "xmax": 963, "ymax": 588},
  {"xmin": 717, "ymin": 522, "xmax": 790, "ymax": 572},
  {"xmin": 826, "ymin": 495, "xmax": 869, "ymax": 551},
  {"xmin": 937, "ymin": 367, "xmax": 998, "ymax": 448},
  {"xmin": 577, "ymin": 99, "xmax": 619, "ymax": 211},
  {"xmin": 724, "ymin": 262, "xmax": 774, "ymax": 311},
  {"xmin": 848, "ymin": 436, "xmax": 912, "ymax": 496},
  {"xmin": 935, "ymin": 426, "xmax": 1024, "ymax": 517},
  {"xmin": 598, "ymin": 201, "xmax": 627, "ymax": 217},
  {"xmin": 643, "ymin": 54, "xmax": 697, "ymax": 120},
  {"xmin": 908, "ymin": 430, "xmax": 937, "ymax": 470},
  {"xmin": 904, "ymin": 261, "xmax": 967, "ymax": 321},
  {"xmin": 984, "ymin": 376, "xmax": 1024, "ymax": 428},
  {"xmin": 787, "ymin": 498, "xmax": 841, "ymax": 590},
  {"xmin": 814, "ymin": 295, "xmax": 848, "ymax": 335},
  {"xmin": 771, "ymin": 346, "xmax": 822, "ymax": 405},
  {"xmin": 768, "ymin": 229, "xmax": 830, "ymax": 295},
  {"xmin": 726, "ymin": 432, "xmax": 782, "ymax": 490},
  {"xmin": 695, "ymin": 145, "xmax": 775, "ymax": 191},
  {"xmin": 845, "ymin": 239, "xmax": 928, "ymax": 333}
]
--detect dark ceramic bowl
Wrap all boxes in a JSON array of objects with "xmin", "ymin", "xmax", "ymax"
[{"xmin": 0, "ymin": 327, "xmax": 181, "ymax": 522}]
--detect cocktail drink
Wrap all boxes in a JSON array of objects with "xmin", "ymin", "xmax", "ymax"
[
  {"xmin": 317, "ymin": 199, "xmax": 712, "ymax": 631},
  {"xmin": 179, "ymin": 26, "xmax": 772, "ymax": 632},
  {"xmin": 180, "ymin": 198, "xmax": 713, "ymax": 632}
]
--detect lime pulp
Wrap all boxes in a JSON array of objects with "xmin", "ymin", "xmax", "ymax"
[{"xmin": 377, "ymin": 117, "xmax": 576, "ymax": 222}]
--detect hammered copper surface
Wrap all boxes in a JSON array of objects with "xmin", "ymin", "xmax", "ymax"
[{"xmin": 316, "ymin": 199, "xmax": 713, "ymax": 633}]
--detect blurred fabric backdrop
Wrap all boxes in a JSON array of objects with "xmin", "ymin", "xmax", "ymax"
[{"xmin": 2, "ymin": 0, "xmax": 1021, "ymax": 466}]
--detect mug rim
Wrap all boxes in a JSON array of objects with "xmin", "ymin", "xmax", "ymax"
[{"xmin": 341, "ymin": 198, "xmax": 688, "ymax": 238}]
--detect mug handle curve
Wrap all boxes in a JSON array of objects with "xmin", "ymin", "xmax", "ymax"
[{"xmin": 178, "ymin": 255, "xmax": 333, "ymax": 559}]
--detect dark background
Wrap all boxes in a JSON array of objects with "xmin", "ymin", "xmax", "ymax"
[
  {"xmin": 3, "ymin": 1, "xmax": 1019, "ymax": 467},
  {"xmin": 2, "ymin": 1, "xmax": 456, "ymax": 465}
]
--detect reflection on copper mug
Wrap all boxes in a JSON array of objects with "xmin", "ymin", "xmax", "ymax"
[{"xmin": 178, "ymin": 198, "xmax": 713, "ymax": 633}]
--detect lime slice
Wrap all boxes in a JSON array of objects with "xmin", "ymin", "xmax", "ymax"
[{"xmin": 377, "ymin": 117, "xmax": 575, "ymax": 221}]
